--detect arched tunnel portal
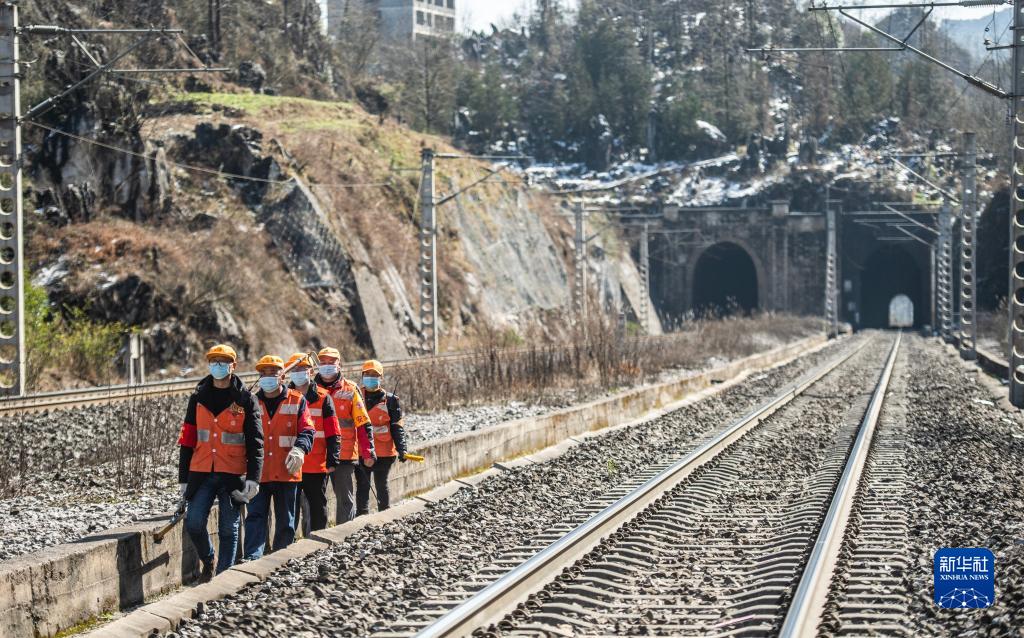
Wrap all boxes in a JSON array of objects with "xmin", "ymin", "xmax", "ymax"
[
  {"xmin": 858, "ymin": 245, "xmax": 925, "ymax": 328},
  {"xmin": 691, "ymin": 242, "xmax": 760, "ymax": 317}
]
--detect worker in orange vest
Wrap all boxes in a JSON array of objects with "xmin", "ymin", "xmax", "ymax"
[
  {"xmin": 285, "ymin": 352, "xmax": 341, "ymax": 533},
  {"xmin": 357, "ymin": 359, "xmax": 408, "ymax": 514},
  {"xmin": 243, "ymin": 355, "xmax": 315, "ymax": 560},
  {"xmin": 178, "ymin": 344, "xmax": 263, "ymax": 582},
  {"xmin": 314, "ymin": 347, "xmax": 375, "ymax": 523}
]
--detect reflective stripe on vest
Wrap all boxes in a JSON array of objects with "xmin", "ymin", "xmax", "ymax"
[
  {"xmin": 309, "ymin": 408, "xmax": 322, "ymax": 417},
  {"xmin": 314, "ymin": 431, "xmax": 325, "ymax": 439},
  {"xmin": 197, "ymin": 429, "xmax": 245, "ymax": 444},
  {"xmin": 367, "ymin": 395, "xmax": 396, "ymax": 457},
  {"xmin": 222, "ymin": 432, "xmax": 245, "ymax": 445},
  {"xmin": 278, "ymin": 435, "xmax": 296, "ymax": 447},
  {"xmin": 190, "ymin": 405, "xmax": 247, "ymax": 475},
  {"xmin": 278, "ymin": 403, "xmax": 300, "ymax": 415}
]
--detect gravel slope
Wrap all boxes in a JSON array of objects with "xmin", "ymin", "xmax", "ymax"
[{"xmin": 165, "ymin": 337, "xmax": 857, "ymax": 637}]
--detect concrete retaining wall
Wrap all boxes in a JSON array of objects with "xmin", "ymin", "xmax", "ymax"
[{"xmin": 0, "ymin": 334, "xmax": 826, "ymax": 638}]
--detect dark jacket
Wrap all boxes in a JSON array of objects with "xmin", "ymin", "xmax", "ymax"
[
  {"xmin": 178, "ymin": 374, "xmax": 264, "ymax": 497},
  {"xmin": 363, "ymin": 390, "xmax": 408, "ymax": 456}
]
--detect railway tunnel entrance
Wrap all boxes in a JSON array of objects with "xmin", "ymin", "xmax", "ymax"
[
  {"xmin": 859, "ymin": 245, "xmax": 925, "ymax": 328},
  {"xmin": 692, "ymin": 242, "xmax": 759, "ymax": 316}
]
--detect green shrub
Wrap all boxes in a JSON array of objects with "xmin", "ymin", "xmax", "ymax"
[{"xmin": 24, "ymin": 274, "xmax": 124, "ymax": 389}]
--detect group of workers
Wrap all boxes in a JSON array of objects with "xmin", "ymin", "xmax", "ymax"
[{"xmin": 177, "ymin": 344, "xmax": 409, "ymax": 580}]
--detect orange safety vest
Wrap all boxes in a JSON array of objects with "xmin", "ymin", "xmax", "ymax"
[
  {"xmin": 259, "ymin": 389, "xmax": 306, "ymax": 483},
  {"xmin": 301, "ymin": 386, "xmax": 334, "ymax": 474},
  {"xmin": 190, "ymin": 404, "xmax": 248, "ymax": 475},
  {"xmin": 367, "ymin": 393, "xmax": 397, "ymax": 458},
  {"xmin": 326, "ymin": 378, "xmax": 370, "ymax": 461}
]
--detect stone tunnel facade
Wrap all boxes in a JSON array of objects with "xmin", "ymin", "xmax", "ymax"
[{"xmin": 649, "ymin": 204, "xmax": 827, "ymax": 324}]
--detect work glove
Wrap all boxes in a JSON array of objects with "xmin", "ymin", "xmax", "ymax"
[
  {"xmin": 398, "ymin": 452, "xmax": 407, "ymax": 463},
  {"xmin": 285, "ymin": 447, "xmax": 306, "ymax": 476},
  {"xmin": 363, "ymin": 455, "xmax": 376, "ymax": 468},
  {"xmin": 231, "ymin": 480, "xmax": 260, "ymax": 504},
  {"xmin": 177, "ymin": 483, "xmax": 188, "ymax": 508}
]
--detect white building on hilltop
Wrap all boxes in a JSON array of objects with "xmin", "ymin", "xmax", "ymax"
[{"xmin": 326, "ymin": 0, "xmax": 456, "ymax": 41}]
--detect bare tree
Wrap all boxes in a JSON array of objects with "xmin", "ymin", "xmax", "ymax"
[{"xmin": 333, "ymin": 0, "xmax": 382, "ymax": 93}]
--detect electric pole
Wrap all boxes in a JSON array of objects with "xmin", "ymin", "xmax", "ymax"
[
  {"xmin": 825, "ymin": 192, "xmax": 838, "ymax": 338},
  {"xmin": 0, "ymin": 2, "xmax": 23, "ymax": 394},
  {"xmin": 639, "ymin": 222, "xmax": 650, "ymax": 334},
  {"xmin": 938, "ymin": 199, "xmax": 954, "ymax": 341},
  {"xmin": 574, "ymin": 202, "xmax": 587, "ymax": 323},
  {"xmin": 959, "ymin": 131, "xmax": 977, "ymax": 360},
  {"xmin": 418, "ymin": 148, "xmax": 438, "ymax": 355},
  {"xmin": 1011, "ymin": 0, "xmax": 1024, "ymax": 405}
]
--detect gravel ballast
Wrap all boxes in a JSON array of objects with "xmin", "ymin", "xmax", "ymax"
[{"xmin": 823, "ymin": 335, "xmax": 1024, "ymax": 636}]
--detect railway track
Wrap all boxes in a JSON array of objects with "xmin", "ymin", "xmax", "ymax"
[{"xmin": 396, "ymin": 332, "xmax": 901, "ymax": 638}]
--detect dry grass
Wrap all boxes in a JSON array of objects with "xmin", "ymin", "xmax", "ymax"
[{"xmin": 388, "ymin": 313, "xmax": 822, "ymax": 413}]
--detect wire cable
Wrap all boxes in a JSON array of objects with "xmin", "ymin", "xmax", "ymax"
[{"xmin": 27, "ymin": 120, "xmax": 395, "ymax": 189}]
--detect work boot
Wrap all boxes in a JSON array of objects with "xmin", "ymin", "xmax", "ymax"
[{"xmin": 199, "ymin": 560, "xmax": 215, "ymax": 584}]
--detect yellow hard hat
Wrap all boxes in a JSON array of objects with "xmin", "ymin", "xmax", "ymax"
[
  {"xmin": 362, "ymin": 359, "xmax": 384, "ymax": 376},
  {"xmin": 205, "ymin": 344, "xmax": 237, "ymax": 363},
  {"xmin": 318, "ymin": 347, "xmax": 341, "ymax": 361},
  {"xmin": 255, "ymin": 355, "xmax": 284, "ymax": 372},
  {"xmin": 286, "ymin": 352, "xmax": 312, "ymax": 369}
]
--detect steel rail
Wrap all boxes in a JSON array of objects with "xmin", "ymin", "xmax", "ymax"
[
  {"xmin": 779, "ymin": 331, "xmax": 902, "ymax": 637},
  {"xmin": 0, "ymin": 334, "xmax": 678, "ymax": 415},
  {"xmin": 413, "ymin": 336, "xmax": 875, "ymax": 638}
]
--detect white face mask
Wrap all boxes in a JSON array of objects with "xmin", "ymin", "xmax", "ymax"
[
  {"xmin": 319, "ymin": 364, "xmax": 339, "ymax": 379},
  {"xmin": 290, "ymin": 370, "xmax": 309, "ymax": 386},
  {"xmin": 258, "ymin": 376, "xmax": 280, "ymax": 393}
]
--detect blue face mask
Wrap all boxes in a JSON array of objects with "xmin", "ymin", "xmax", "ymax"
[
  {"xmin": 290, "ymin": 370, "xmax": 309, "ymax": 387},
  {"xmin": 319, "ymin": 364, "xmax": 339, "ymax": 379},
  {"xmin": 209, "ymin": 362, "xmax": 231, "ymax": 380},
  {"xmin": 362, "ymin": 376, "xmax": 381, "ymax": 391},
  {"xmin": 258, "ymin": 376, "xmax": 280, "ymax": 393}
]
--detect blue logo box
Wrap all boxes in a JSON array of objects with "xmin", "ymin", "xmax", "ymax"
[{"xmin": 934, "ymin": 548, "xmax": 995, "ymax": 608}]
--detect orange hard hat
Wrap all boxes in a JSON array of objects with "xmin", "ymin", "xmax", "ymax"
[
  {"xmin": 362, "ymin": 359, "xmax": 384, "ymax": 376},
  {"xmin": 318, "ymin": 347, "xmax": 341, "ymax": 361},
  {"xmin": 255, "ymin": 355, "xmax": 284, "ymax": 372},
  {"xmin": 205, "ymin": 344, "xmax": 237, "ymax": 363},
  {"xmin": 286, "ymin": 352, "xmax": 312, "ymax": 369}
]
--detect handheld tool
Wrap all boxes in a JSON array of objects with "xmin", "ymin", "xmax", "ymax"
[{"xmin": 153, "ymin": 502, "xmax": 187, "ymax": 543}]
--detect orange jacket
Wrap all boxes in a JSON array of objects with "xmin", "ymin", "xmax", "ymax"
[
  {"xmin": 188, "ymin": 404, "xmax": 248, "ymax": 475},
  {"xmin": 299, "ymin": 385, "xmax": 341, "ymax": 473},
  {"xmin": 258, "ymin": 389, "xmax": 314, "ymax": 483},
  {"xmin": 366, "ymin": 394, "xmax": 397, "ymax": 458},
  {"xmin": 316, "ymin": 375, "xmax": 374, "ymax": 462}
]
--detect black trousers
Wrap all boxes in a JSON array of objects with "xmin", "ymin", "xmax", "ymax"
[
  {"xmin": 297, "ymin": 472, "xmax": 330, "ymax": 534},
  {"xmin": 356, "ymin": 456, "xmax": 396, "ymax": 514}
]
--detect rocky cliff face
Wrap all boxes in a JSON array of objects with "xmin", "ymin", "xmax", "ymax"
[{"xmin": 28, "ymin": 93, "xmax": 653, "ymax": 379}]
